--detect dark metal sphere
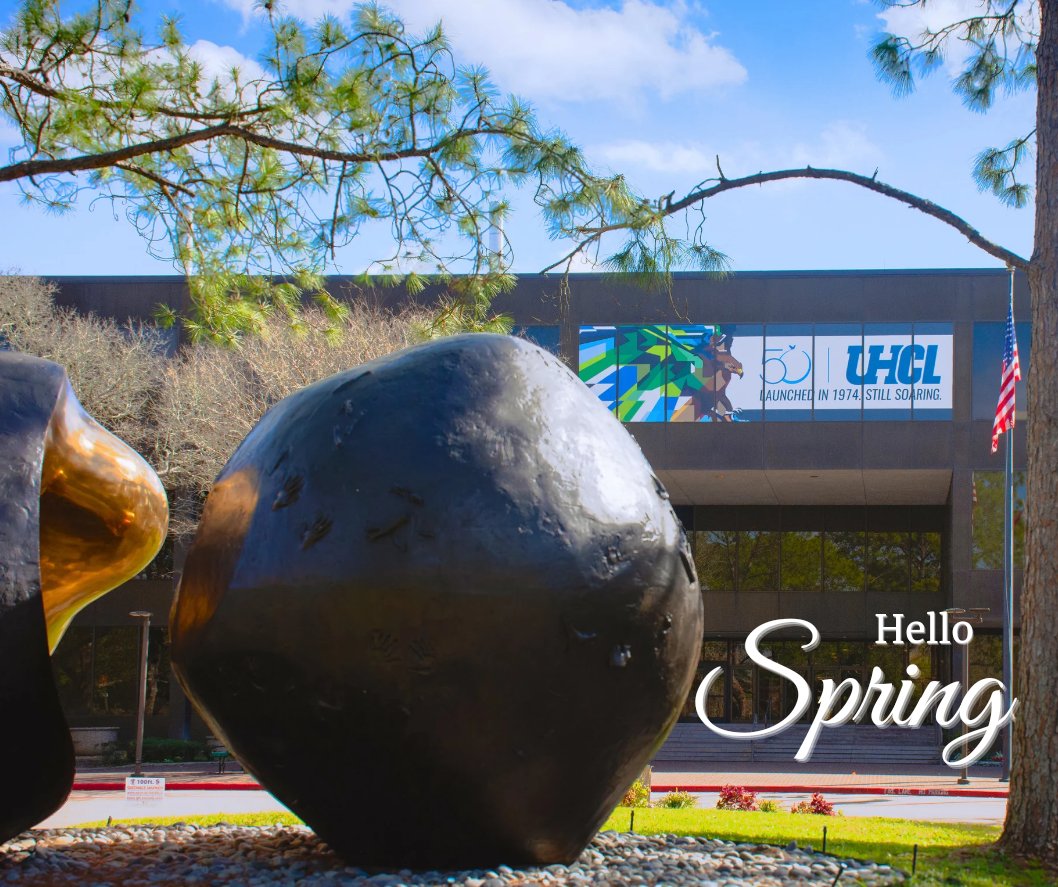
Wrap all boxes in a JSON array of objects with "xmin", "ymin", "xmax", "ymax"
[{"xmin": 172, "ymin": 333, "xmax": 702, "ymax": 869}]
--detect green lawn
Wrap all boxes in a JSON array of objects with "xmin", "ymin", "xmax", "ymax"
[
  {"xmin": 602, "ymin": 807, "xmax": 1052, "ymax": 886},
  {"xmin": 74, "ymin": 808, "xmax": 1053, "ymax": 885},
  {"xmin": 75, "ymin": 812, "xmax": 305, "ymax": 829}
]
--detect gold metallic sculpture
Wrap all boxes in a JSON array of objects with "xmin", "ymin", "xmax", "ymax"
[
  {"xmin": 38, "ymin": 381, "xmax": 168, "ymax": 652},
  {"xmin": 0, "ymin": 352, "xmax": 169, "ymax": 845}
]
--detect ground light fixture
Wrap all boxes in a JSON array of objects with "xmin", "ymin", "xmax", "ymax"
[
  {"xmin": 128, "ymin": 611, "xmax": 152, "ymax": 777},
  {"xmin": 943, "ymin": 606, "xmax": 990, "ymax": 785}
]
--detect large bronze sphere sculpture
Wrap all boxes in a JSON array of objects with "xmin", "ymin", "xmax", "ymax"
[
  {"xmin": 172, "ymin": 334, "xmax": 703, "ymax": 869},
  {"xmin": 0, "ymin": 352, "xmax": 168, "ymax": 843}
]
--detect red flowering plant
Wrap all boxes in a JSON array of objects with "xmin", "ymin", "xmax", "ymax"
[
  {"xmin": 791, "ymin": 793, "xmax": 836, "ymax": 816},
  {"xmin": 716, "ymin": 785, "xmax": 759, "ymax": 812}
]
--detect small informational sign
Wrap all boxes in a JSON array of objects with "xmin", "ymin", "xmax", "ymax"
[{"xmin": 125, "ymin": 776, "xmax": 165, "ymax": 805}]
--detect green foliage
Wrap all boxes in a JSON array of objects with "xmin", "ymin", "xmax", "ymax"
[
  {"xmin": 757, "ymin": 799, "xmax": 782, "ymax": 813},
  {"xmin": 104, "ymin": 738, "xmax": 211, "ymax": 764},
  {"xmin": 654, "ymin": 790, "xmax": 697, "ymax": 810},
  {"xmin": 791, "ymin": 792, "xmax": 837, "ymax": 816},
  {"xmin": 76, "ymin": 812, "xmax": 305, "ymax": 828},
  {"xmin": 0, "ymin": 0, "xmax": 655, "ymax": 340},
  {"xmin": 135, "ymin": 738, "xmax": 210, "ymax": 763},
  {"xmin": 599, "ymin": 808, "xmax": 1051, "ymax": 886},
  {"xmin": 100, "ymin": 741, "xmax": 128, "ymax": 767},
  {"xmin": 871, "ymin": 1, "xmax": 1037, "ymax": 208},
  {"xmin": 620, "ymin": 778, "xmax": 651, "ymax": 809},
  {"xmin": 716, "ymin": 784, "xmax": 759, "ymax": 811}
]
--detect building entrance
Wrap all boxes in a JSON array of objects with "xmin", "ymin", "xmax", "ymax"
[{"xmin": 679, "ymin": 639, "xmax": 942, "ymax": 724}]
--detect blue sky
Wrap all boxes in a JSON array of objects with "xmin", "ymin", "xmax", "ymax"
[{"xmin": 0, "ymin": 0, "xmax": 1037, "ymax": 276}]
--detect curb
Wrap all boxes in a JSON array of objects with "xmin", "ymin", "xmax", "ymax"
[
  {"xmin": 72, "ymin": 782, "xmax": 264, "ymax": 792},
  {"xmin": 69, "ymin": 781, "xmax": 1008, "ymax": 798},
  {"xmin": 651, "ymin": 783, "xmax": 1008, "ymax": 799}
]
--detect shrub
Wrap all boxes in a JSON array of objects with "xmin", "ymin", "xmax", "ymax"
[
  {"xmin": 0, "ymin": 274, "xmax": 164, "ymax": 456},
  {"xmin": 791, "ymin": 793, "xmax": 836, "ymax": 816},
  {"xmin": 620, "ymin": 778, "xmax": 650, "ymax": 808},
  {"xmin": 101, "ymin": 741, "xmax": 129, "ymax": 767},
  {"xmin": 135, "ymin": 738, "xmax": 209, "ymax": 763},
  {"xmin": 155, "ymin": 302, "xmax": 432, "ymax": 537},
  {"xmin": 716, "ymin": 784, "xmax": 759, "ymax": 812},
  {"xmin": 655, "ymin": 790, "xmax": 697, "ymax": 809},
  {"xmin": 758, "ymin": 799, "xmax": 782, "ymax": 813}
]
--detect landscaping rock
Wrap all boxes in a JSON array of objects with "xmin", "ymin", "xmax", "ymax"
[{"xmin": 0, "ymin": 827, "xmax": 906, "ymax": 885}]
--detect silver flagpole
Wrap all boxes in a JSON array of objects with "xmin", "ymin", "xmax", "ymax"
[
  {"xmin": 1001, "ymin": 420, "xmax": 1014, "ymax": 782},
  {"xmin": 1001, "ymin": 267, "xmax": 1015, "ymax": 783}
]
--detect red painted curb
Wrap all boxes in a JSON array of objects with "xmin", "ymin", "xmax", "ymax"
[
  {"xmin": 650, "ymin": 783, "xmax": 1008, "ymax": 799},
  {"xmin": 72, "ymin": 782, "xmax": 263, "ymax": 792},
  {"xmin": 68, "ymin": 781, "xmax": 1007, "ymax": 799}
]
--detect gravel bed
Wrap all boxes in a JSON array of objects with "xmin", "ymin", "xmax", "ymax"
[{"xmin": 0, "ymin": 825, "xmax": 906, "ymax": 885}]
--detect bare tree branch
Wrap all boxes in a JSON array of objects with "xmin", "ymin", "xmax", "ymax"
[{"xmin": 575, "ymin": 166, "xmax": 1029, "ymax": 272}]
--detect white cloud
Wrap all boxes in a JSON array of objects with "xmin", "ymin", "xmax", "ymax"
[
  {"xmin": 596, "ymin": 122, "xmax": 883, "ymax": 178},
  {"xmin": 218, "ymin": 0, "xmax": 747, "ymax": 104},
  {"xmin": 597, "ymin": 140, "xmax": 713, "ymax": 174},
  {"xmin": 788, "ymin": 122, "xmax": 883, "ymax": 171},
  {"xmin": 878, "ymin": 0, "xmax": 1039, "ymax": 76},
  {"xmin": 185, "ymin": 39, "xmax": 266, "ymax": 84}
]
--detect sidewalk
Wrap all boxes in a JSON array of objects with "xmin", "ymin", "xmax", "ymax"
[
  {"xmin": 72, "ymin": 760, "xmax": 1011, "ymax": 797},
  {"xmin": 73, "ymin": 760, "xmax": 259, "ymax": 789},
  {"xmin": 650, "ymin": 761, "xmax": 1009, "ymax": 798}
]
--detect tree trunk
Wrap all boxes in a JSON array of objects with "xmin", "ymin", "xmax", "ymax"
[{"xmin": 1001, "ymin": 0, "xmax": 1058, "ymax": 859}]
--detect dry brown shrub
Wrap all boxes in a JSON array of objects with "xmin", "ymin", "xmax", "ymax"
[
  {"xmin": 1, "ymin": 275, "xmax": 432, "ymax": 539},
  {"xmin": 0, "ymin": 275, "xmax": 165, "ymax": 455},
  {"xmin": 155, "ymin": 301, "xmax": 431, "ymax": 536}
]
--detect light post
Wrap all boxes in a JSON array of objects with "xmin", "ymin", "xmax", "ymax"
[
  {"xmin": 129, "ymin": 611, "xmax": 152, "ymax": 777},
  {"xmin": 944, "ymin": 607, "xmax": 989, "ymax": 785}
]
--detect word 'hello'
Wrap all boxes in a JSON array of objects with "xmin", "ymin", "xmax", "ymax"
[{"xmin": 695, "ymin": 614, "xmax": 1017, "ymax": 768}]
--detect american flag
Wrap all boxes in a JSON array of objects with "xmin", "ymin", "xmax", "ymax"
[{"xmin": 991, "ymin": 296, "xmax": 1022, "ymax": 453}]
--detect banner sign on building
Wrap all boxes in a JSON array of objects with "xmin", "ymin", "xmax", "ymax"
[{"xmin": 578, "ymin": 324, "xmax": 953, "ymax": 422}]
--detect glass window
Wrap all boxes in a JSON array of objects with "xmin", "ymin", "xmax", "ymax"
[
  {"xmin": 781, "ymin": 531, "xmax": 822, "ymax": 591},
  {"xmin": 51, "ymin": 627, "xmax": 99, "ymax": 718},
  {"xmin": 681, "ymin": 656, "xmax": 725, "ymax": 720},
  {"xmin": 701, "ymin": 641, "xmax": 729, "ymax": 661},
  {"xmin": 731, "ymin": 666, "xmax": 754, "ymax": 722},
  {"xmin": 972, "ymin": 322, "xmax": 1031, "ymax": 420},
  {"xmin": 739, "ymin": 530, "xmax": 779, "ymax": 590},
  {"xmin": 694, "ymin": 530, "xmax": 737, "ymax": 591},
  {"xmin": 908, "ymin": 643, "xmax": 934, "ymax": 682},
  {"xmin": 811, "ymin": 641, "xmax": 866, "ymax": 668},
  {"xmin": 764, "ymin": 641, "xmax": 810, "ymax": 723},
  {"xmin": 910, "ymin": 532, "xmax": 942, "ymax": 592},
  {"xmin": 968, "ymin": 634, "xmax": 1020, "ymax": 691},
  {"xmin": 51, "ymin": 625, "xmax": 170, "ymax": 719},
  {"xmin": 823, "ymin": 530, "xmax": 866, "ymax": 592},
  {"xmin": 972, "ymin": 471, "xmax": 1027, "ymax": 570},
  {"xmin": 867, "ymin": 644, "xmax": 906, "ymax": 684},
  {"xmin": 868, "ymin": 532, "xmax": 910, "ymax": 591},
  {"xmin": 769, "ymin": 640, "xmax": 811, "ymax": 670}
]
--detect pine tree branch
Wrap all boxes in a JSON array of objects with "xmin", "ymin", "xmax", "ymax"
[
  {"xmin": 0, "ymin": 63, "xmax": 275, "ymax": 123},
  {"xmin": 578, "ymin": 166, "xmax": 1029, "ymax": 272},
  {"xmin": 0, "ymin": 125, "xmax": 234, "ymax": 183},
  {"xmin": 0, "ymin": 123, "xmax": 504, "ymax": 184}
]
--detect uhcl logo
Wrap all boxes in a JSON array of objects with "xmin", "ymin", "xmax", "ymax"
[{"xmin": 845, "ymin": 343, "xmax": 943, "ymax": 386}]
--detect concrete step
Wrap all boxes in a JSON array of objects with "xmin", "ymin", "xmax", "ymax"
[{"xmin": 653, "ymin": 722, "xmax": 943, "ymax": 765}]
